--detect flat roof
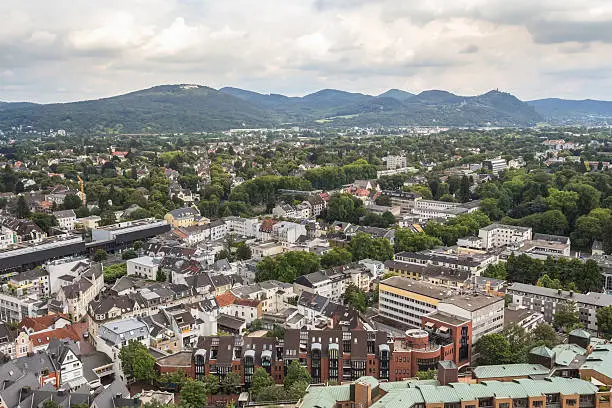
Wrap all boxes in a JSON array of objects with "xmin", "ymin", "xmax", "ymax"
[
  {"xmin": 439, "ymin": 295, "xmax": 503, "ymax": 311},
  {"xmin": 380, "ymin": 276, "xmax": 453, "ymax": 300}
]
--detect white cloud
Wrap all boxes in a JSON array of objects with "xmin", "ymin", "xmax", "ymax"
[{"xmin": 1, "ymin": 0, "xmax": 612, "ymax": 102}]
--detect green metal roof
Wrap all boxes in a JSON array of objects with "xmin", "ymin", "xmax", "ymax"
[
  {"xmin": 356, "ymin": 376, "xmax": 380, "ymax": 388},
  {"xmin": 472, "ymin": 364, "xmax": 550, "ymax": 379},
  {"xmin": 301, "ymin": 377, "xmax": 598, "ymax": 408},
  {"xmin": 580, "ymin": 344, "xmax": 612, "ymax": 381},
  {"xmin": 551, "ymin": 344, "xmax": 587, "ymax": 367},
  {"xmin": 569, "ymin": 328, "xmax": 591, "ymax": 339},
  {"xmin": 530, "ymin": 345, "xmax": 554, "ymax": 358}
]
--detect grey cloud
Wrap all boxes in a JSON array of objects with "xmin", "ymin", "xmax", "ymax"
[
  {"xmin": 459, "ymin": 44, "xmax": 479, "ymax": 54},
  {"xmin": 527, "ymin": 20, "xmax": 612, "ymax": 44}
]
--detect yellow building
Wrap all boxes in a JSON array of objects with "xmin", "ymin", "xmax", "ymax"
[{"xmin": 164, "ymin": 207, "xmax": 204, "ymax": 227}]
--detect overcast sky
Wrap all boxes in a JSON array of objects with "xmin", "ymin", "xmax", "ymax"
[{"xmin": 2, "ymin": 0, "xmax": 612, "ymax": 103}]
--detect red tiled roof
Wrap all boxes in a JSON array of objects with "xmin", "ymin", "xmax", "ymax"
[
  {"xmin": 29, "ymin": 325, "xmax": 80, "ymax": 346},
  {"xmin": 215, "ymin": 292, "xmax": 236, "ymax": 307},
  {"xmin": 20, "ymin": 313, "xmax": 71, "ymax": 332},
  {"xmin": 259, "ymin": 218, "xmax": 278, "ymax": 233},
  {"xmin": 234, "ymin": 298, "xmax": 261, "ymax": 308}
]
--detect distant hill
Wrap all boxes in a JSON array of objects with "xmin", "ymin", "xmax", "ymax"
[
  {"xmin": 0, "ymin": 85, "xmax": 277, "ymax": 133},
  {"xmin": 528, "ymin": 98, "xmax": 612, "ymax": 124},
  {"xmin": 377, "ymin": 89, "xmax": 414, "ymax": 101},
  {"xmin": 0, "ymin": 85, "xmax": 569, "ymax": 133}
]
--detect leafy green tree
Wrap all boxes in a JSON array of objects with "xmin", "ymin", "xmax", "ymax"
[
  {"xmin": 251, "ymin": 367, "xmax": 275, "ymax": 397},
  {"xmin": 596, "ymin": 305, "xmax": 612, "ymax": 339},
  {"xmin": 502, "ymin": 323, "xmax": 530, "ymax": 363},
  {"xmin": 415, "ymin": 369, "xmax": 436, "ymax": 380},
  {"xmin": 158, "ymin": 370, "xmax": 187, "ymax": 389},
  {"xmin": 457, "ymin": 175, "xmax": 471, "ymax": 202},
  {"xmin": 119, "ymin": 340, "xmax": 154, "ymax": 380},
  {"xmin": 320, "ymin": 248, "xmax": 353, "ymax": 268},
  {"xmin": 326, "ymin": 193, "xmax": 366, "ymax": 223},
  {"xmin": 287, "ymin": 380, "xmax": 309, "ymax": 400},
  {"xmin": 348, "ymin": 233, "xmax": 393, "ymax": 262},
  {"xmin": 122, "ymin": 249, "xmax": 138, "ymax": 260},
  {"xmin": 343, "ymin": 283, "xmax": 367, "ymax": 313},
  {"xmin": 202, "ymin": 374, "xmax": 220, "ymax": 395},
  {"xmin": 394, "ymin": 229, "xmax": 442, "ymax": 253},
  {"xmin": 475, "ymin": 333, "xmax": 511, "ymax": 366},
  {"xmin": 15, "ymin": 195, "xmax": 31, "ymax": 218},
  {"xmin": 133, "ymin": 349, "xmax": 157, "ymax": 383},
  {"xmin": 29, "ymin": 213, "xmax": 58, "ymax": 234},
  {"xmin": 42, "ymin": 401, "xmax": 60, "ymax": 408},
  {"xmin": 545, "ymin": 188, "xmax": 579, "ymax": 222},
  {"xmin": 531, "ymin": 323, "xmax": 560, "ymax": 349},
  {"xmin": 483, "ymin": 263, "xmax": 507, "ymax": 280},
  {"xmin": 181, "ymin": 378, "xmax": 208, "ymax": 407},
  {"xmin": 103, "ymin": 263, "xmax": 127, "ymax": 283},
  {"xmin": 236, "ymin": 242, "xmax": 252, "ymax": 260},
  {"xmin": 93, "ymin": 249, "xmax": 108, "ymax": 262},
  {"xmin": 63, "ymin": 194, "xmax": 83, "ymax": 210},
  {"xmin": 220, "ymin": 372, "xmax": 242, "ymax": 394},
  {"xmin": 256, "ymin": 251, "xmax": 321, "ymax": 283},
  {"xmin": 480, "ymin": 198, "xmax": 504, "ymax": 221},
  {"xmin": 553, "ymin": 302, "xmax": 581, "ymax": 333},
  {"xmin": 266, "ymin": 324, "xmax": 285, "ymax": 339},
  {"xmin": 156, "ymin": 269, "xmax": 166, "ymax": 282},
  {"xmin": 284, "ymin": 360, "xmax": 312, "ymax": 389},
  {"xmin": 536, "ymin": 274, "xmax": 562, "ymax": 289}
]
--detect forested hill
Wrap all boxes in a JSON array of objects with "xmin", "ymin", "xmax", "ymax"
[{"xmin": 1, "ymin": 84, "xmax": 608, "ymax": 133}]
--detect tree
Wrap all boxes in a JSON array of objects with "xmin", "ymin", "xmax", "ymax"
[
  {"xmin": 63, "ymin": 194, "xmax": 83, "ymax": 210},
  {"xmin": 29, "ymin": 213, "xmax": 58, "ymax": 234},
  {"xmin": 133, "ymin": 348, "xmax": 157, "ymax": 383},
  {"xmin": 251, "ymin": 368, "xmax": 275, "ymax": 397},
  {"xmin": 553, "ymin": 302, "xmax": 581, "ymax": 333},
  {"xmin": 348, "ymin": 233, "xmax": 394, "ymax": 262},
  {"xmin": 158, "ymin": 370, "xmax": 187, "ymax": 390},
  {"xmin": 122, "ymin": 249, "xmax": 138, "ymax": 260},
  {"xmin": 531, "ymin": 323, "xmax": 560, "ymax": 349},
  {"xmin": 536, "ymin": 274, "xmax": 562, "ymax": 290},
  {"xmin": 287, "ymin": 380, "xmax": 309, "ymax": 400},
  {"xmin": 180, "ymin": 378, "xmax": 208, "ymax": 407},
  {"xmin": 103, "ymin": 263, "xmax": 127, "ymax": 283},
  {"xmin": 236, "ymin": 242, "xmax": 252, "ymax": 260},
  {"xmin": 320, "ymin": 248, "xmax": 353, "ymax": 268},
  {"xmin": 415, "ymin": 369, "xmax": 436, "ymax": 380},
  {"xmin": 119, "ymin": 340, "xmax": 155, "ymax": 380},
  {"xmin": 156, "ymin": 269, "xmax": 166, "ymax": 282},
  {"xmin": 457, "ymin": 175, "xmax": 471, "ymax": 203},
  {"xmin": 596, "ymin": 305, "xmax": 612, "ymax": 339},
  {"xmin": 502, "ymin": 323, "xmax": 530, "ymax": 363},
  {"xmin": 483, "ymin": 263, "xmax": 507, "ymax": 280},
  {"xmin": 343, "ymin": 283, "xmax": 367, "ymax": 313},
  {"xmin": 394, "ymin": 229, "xmax": 442, "ymax": 253},
  {"xmin": 325, "ymin": 193, "xmax": 366, "ymax": 223},
  {"xmin": 15, "ymin": 195, "xmax": 31, "ymax": 218},
  {"xmin": 133, "ymin": 240, "xmax": 144, "ymax": 251},
  {"xmin": 93, "ymin": 249, "xmax": 108, "ymax": 262},
  {"xmin": 266, "ymin": 324, "xmax": 286, "ymax": 339},
  {"xmin": 42, "ymin": 401, "xmax": 60, "ymax": 408},
  {"xmin": 202, "ymin": 374, "xmax": 220, "ymax": 395},
  {"xmin": 220, "ymin": 372, "xmax": 242, "ymax": 394},
  {"xmin": 284, "ymin": 360, "xmax": 312, "ymax": 389},
  {"xmin": 475, "ymin": 333, "xmax": 511, "ymax": 366}
]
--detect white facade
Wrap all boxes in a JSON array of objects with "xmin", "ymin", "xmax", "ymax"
[
  {"xmin": 224, "ymin": 217, "xmax": 259, "ymax": 237},
  {"xmin": 385, "ymin": 155, "xmax": 407, "ymax": 170},
  {"xmin": 127, "ymin": 256, "xmax": 160, "ymax": 280},
  {"xmin": 479, "ymin": 224, "xmax": 532, "ymax": 249},
  {"xmin": 437, "ymin": 296, "xmax": 505, "ymax": 342},
  {"xmin": 54, "ymin": 211, "xmax": 77, "ymax": 230},
  {"xmin": 272, "ymin": 221, "xmax": 307, "ymax": 245}
]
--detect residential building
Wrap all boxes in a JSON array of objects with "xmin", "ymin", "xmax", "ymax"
[
  {"xmin": 96, "ymin": 318, "xmax": 151, "ymax": 379},
  {"xmin": 224, "ymin": 216, "xmax": 259, "ymax": 237},
  {"xmin": 385, "ymin": 155, "xmax": 407, "ymax": 170},
  {"xmin": 126, "ymin": 256, "xmax": 161, "ymax": 280},
  {"xmin": 479, "ymin": 223, "xmax": 532, "ymax": 249},
  {"xmin": 1, "ymin": 216, "xmax": 47, "ymax": 243},
  {"xmin": 294, "ymin": 269, "xmax": 351, "ymax": 303},
  {"xmin": 53, "ymin": 209, "xmax": 77, "ymax": 230},
  {"xmin": 272, "ymin": 221, "xmax": 307, "ymax": 245},
  {"xmin": 6, "ymin": 268, "xmax": 50, "ymax": 297},
  {"xmin": 56, "ymin": 264, "xmax": 104, "ymax": 321},
  {"xmin": 164, "ymin": 207, "xmax": 202, "ymax": 227},
  {"xmin": 483, "ymin": 158, "xmax": 507, "ymax": 174},
  {"xmin": 393, "ymin": 249, "xmax": 496, "ymax": 276},
  {"xmin": 378, "ymin": 276, "xmax": 454, "ymax": 327},
  {"xmin": 437, "ymin": 295, "xmax": 504, "ymax": 342},
  {"xmin": 298, "ymin": 376, "xmax": 606, "ymax": 408},
  {"xmin": 251, "ymin": 241, "xmax": 284, "ymax": 260},
  {"xmin": 0, "ymin": 323, "xmax": 16, "ymax": 359},
  {"xmin": 507, "ymin": 282, "xmax": 612, "ymax": 332}
]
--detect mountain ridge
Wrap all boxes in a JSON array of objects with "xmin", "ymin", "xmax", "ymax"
[{"xmin": 1, "ymin": 84, "xmax": 610, "ymax": 133}]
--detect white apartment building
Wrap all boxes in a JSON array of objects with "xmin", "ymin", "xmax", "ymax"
[
  {"xmin": 57, "ymin": 264, "xmax": 105, "ymax": 321},
  {"xmin": 127, "ymin": 256, "xmax": 161, "ymax": 280},
  {"xmin": 53, "ymin": 209, "xmax": 77, "ymax": 230},
  {"xmin": 272, "ymin": 221, "xmax": 307, "ymax": 245},
  {"xmin": 385, "ymin": 155, "xmax": 407, "ymax": 170},
  {"xmin": 437, "ymin": 295, "xmax": 505, "ymax": 342},
  {"xmin": 483, "ymin": 158, "xmax": 507, "ymax": 174},
  {"xmin": 251, "ymin": 241, "xmax": 284, "ymax": 260},
  {"xmin": 479, "ymin": 223, "xmax": 532, "ymax": 249},
  {"xmin": 294, "ymin": 270, "xmax": 350, "ymax": 303},
  {"xmin": 224, "ymin": 216, "xmax": 259, "ymax": 237}
]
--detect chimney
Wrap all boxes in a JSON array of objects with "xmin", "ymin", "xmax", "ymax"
[
  {"xmin": 569, "ymin": 291, "xmax": 574, "ymax": 297},
  {"xmin": 557, "ymin": 289, "xmax": 562, "ymax": 295}
]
